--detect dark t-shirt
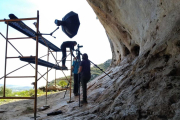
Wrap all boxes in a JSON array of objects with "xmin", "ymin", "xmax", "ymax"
[
  {"xmin": 61, "ymin": 41, "xmax": 75, "ymax": 50},
  {"xmin": 80, "ymin": 60, "xmax": 91, "ymax": 76}
]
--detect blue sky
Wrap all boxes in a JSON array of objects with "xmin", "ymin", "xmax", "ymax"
[{"xmin": 0, "ymin": 0, "xmax": 112, "ymax": 87}]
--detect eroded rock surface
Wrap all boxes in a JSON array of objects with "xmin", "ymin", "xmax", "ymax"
[
  {"xmin": 85, "ymin": 0, "xmax": 180, "ymax": 119},
  {"xmin": 46, "ymin": 53, "xmax": 180, "ymax": 120},
  {"xmin": 87, "ymin": 0, "xmax": 180, "ymax": 66}
]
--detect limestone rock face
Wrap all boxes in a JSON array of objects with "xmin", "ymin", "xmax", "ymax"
[
  {"xmin": 80, "ymin": 0, "xmax": 180, "ymax": 119},
  {"xmin": 87, "ymin": 0, "xmax": 180, "ymax": 66}
]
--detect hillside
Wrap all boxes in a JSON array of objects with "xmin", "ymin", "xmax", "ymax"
[
  {"xmin": 0, "ymin": 84, "xmax": 32, "ymax": 92},
  {"xmin": 90, "ymin": 59, "xmax": 111, "ymax": 80}
]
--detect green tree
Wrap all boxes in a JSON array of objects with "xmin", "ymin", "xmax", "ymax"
[
  {"xmin": 58, "ymin": 80, "xmax": 68, "ymax": 88},
  {"xmin": 0, "ymin": 86, "xmax": 12, "ymax": 96}
]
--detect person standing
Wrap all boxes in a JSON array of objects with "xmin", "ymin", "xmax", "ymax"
[
  {"xmin": 78, "ymin": 53, "xmax": 91, "ymax": 104},
  {"xmin": 61, "ymin": 41, "xmax": 77, "ymax": 68},
  {"xmin": 72, "ymin": 57, "xmax": 80, "ymax": 96}
]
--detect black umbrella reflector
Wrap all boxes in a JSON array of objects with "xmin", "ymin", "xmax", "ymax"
[{"xmin": 55, "ymin": 11, "xmax": 80, "ymax": 38}]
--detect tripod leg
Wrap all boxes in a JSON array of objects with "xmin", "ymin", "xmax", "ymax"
[
  {"xmin": 78, "ymin": 74, "xmax": 81, "ymax": 107},
  {"xmin": 63, "ymin": 83, "xmax": 69, "ymax": 99}
]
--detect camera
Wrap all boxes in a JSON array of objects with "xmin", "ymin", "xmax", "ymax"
[{"xmin": 78, "ymin": 44, "xmax": 83, "ymax": 48}]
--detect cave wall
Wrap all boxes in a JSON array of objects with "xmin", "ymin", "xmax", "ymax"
[{"xmin": 87, "ymin": 0, "xmax": 180, "ymax": 65}]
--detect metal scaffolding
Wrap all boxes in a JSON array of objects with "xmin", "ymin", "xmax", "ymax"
[{"xmin": 0, "ymin": 11, "xmax": 73, "ymax": 119}]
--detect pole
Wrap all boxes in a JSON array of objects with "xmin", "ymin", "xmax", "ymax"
[
  {"xmin": 79, "ymin": 51, "xmax": 112, "ymax": 79},
  {"xmin": 69, "ymin": 52, "xmax": 72, "ymax": 101},
  {"xmin": 34, "ymin": 10, "xmax": 39, "ymax": 120},
  {"xmin": 3, "ymin": 21, "xmax": 9, "ymax": 97},
  {"xmin": 46, "ymin": 48, "xmax": 49, "ymax": 105},
  {"xmin": 89, "ymin": 60, "xmax": 112, "ymax": 79},
  {"xmin": 77, "ymin": 48, "xmax": 81, "ymax": 107},
  {"xmin": 55, "ymin": 52, "xmax": 57, "ymax": 87},
  {"xmin": 78, "ymin": 70, "xmax": 81, "ymax": 107}
]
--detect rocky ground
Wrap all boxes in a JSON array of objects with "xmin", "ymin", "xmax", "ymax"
[
  {"xmin": 1, "ymin": 49, "xmax": 180, "ymax": 120},
  {"xmin": 0, "ymin": 91, "xmax": 68, "ymax": 120}
]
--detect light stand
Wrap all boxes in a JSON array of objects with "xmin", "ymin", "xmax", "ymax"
[
  {"xmin": 39, "ymin": 27, "xmax": 59, "ymax": 38},
  {"xmin": 34, "ymin": 25, "xmax": 59, "ymax": 38}
]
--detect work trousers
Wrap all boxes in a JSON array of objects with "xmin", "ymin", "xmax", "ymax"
[
  {"xmin": 73, "ymin": 74, "xmax": 79, "ymax": 94},
  {"xmin": 61, "ymin": 47, "xmax": 66, "ymax": 66},
  {"xmin": 80, "ymin": 75, "xmax": 91, "ymax": 102}
]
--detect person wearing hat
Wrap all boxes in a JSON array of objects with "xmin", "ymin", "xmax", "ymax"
[
  {"xmin": 78, "ymin": 53, "xmax": 91, "ymax": 104},
  {"xmin": 61, "ymin": 41, "xmax": 77, "ymax": 68}
]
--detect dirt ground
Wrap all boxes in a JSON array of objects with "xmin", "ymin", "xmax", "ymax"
[{"xmin": 0, "ymin": 90, "xmax": 79, "ymax": 120}]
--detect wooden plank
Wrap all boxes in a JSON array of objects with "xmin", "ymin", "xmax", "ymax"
[
  {"xmin": 6, "ymin": 76, "xmax": 35, "ymax": 78},
  {"xmin": 0, "ymin": 97, "xmax": 35, "ymax": 99},
  {"xmin": 8, "ymin": 37, "xmax": 36, "ymax": 40}
]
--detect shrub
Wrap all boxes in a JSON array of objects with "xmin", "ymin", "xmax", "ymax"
[
  {"xmin": 58, "ymin": 80, "xmax": 68, "ymax": 88},
  {"xmin": 0, "ymin": 86, "xmax": 12, "ymax": 96}
]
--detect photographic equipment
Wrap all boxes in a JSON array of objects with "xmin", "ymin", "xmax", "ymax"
[
  {"xmin": 76, "ymin": 44, "xmax": 83, "ymax": 61},
  {"xmin": 47, "ymin": 110, "xmax": 62, "ymax": 116},
  {"xmin": 77, "ymin": 44, "xmax": 83, "ymax": 48},
  {"xmin": 34, "ymin": 11, "xmax": 80, "ymax": 39},
  {"xmin": 33, "ymin": 22, "xmax": 59, "ymax": 38},
  {"xmin": 55, "ymin": 11, "xmax": 80, "ymax": 38},
  {"xmin": 64, "ymin": 44, "xmax": 112, "ymax": 107},
  {"xmin": 63, "ymin": 44, "xmax": 83, "ymax": 101}
]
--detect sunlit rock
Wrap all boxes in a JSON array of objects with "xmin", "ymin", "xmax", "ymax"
[{"xmin": 87, "ymin": 0, "xmax": 180, "ymax": 66}]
